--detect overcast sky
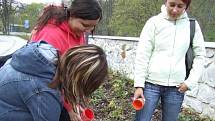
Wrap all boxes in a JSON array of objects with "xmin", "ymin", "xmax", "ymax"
[{"xmin": 16, "ymin": 0, "xmax": 62, "ymax": 4}]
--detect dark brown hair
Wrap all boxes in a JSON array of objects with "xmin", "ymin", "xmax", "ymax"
[
  {"xmin": 181, "ymin": 0, "xmax": 191, "ymax": 9},
  {"xmin": 165, "ymin": 0, "xmax": 191, "ymax": 9}
]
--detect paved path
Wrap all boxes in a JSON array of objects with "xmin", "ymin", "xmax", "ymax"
[{"xmin": 0, "ymin": 35, "xmax": 27, "ymax": 56}]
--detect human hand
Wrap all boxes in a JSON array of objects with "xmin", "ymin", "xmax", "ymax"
[
  {"xmin": 177, "ymin": 83, "xmax": 188, "ymax": 93},
  {"xmin": 68, "ymin": 109, "xmax": 82, "ymax": 121},
  {"xmin": 134, "ymin": 87, "xmax": 144, "ymax": 100}
]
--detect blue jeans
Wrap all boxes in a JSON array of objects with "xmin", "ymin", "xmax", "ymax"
[{"xmin": 135, "ymin": 82, "xmax": 184, "ymax": 121}]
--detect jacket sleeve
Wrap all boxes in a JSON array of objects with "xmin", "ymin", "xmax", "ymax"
[
  {"xmin": 134, "ymin": 18, "xmax": 155, "ymax": 88},
  {"xmin": 184, "ymin": 20, "xmax": 206, "ymax": 90},
  {"xmin": 25, "ymin": 89, "xmax": 62, "ymax": 121}
]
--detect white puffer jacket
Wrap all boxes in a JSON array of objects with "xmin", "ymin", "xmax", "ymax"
[{"xmin": 134, "ymin": 5, "xmax": 206, "ymax": 90}]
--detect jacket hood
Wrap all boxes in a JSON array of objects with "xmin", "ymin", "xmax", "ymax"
[
  {"xmin": 60, "ymin": 21, "xmax": 84, "ymax": 39},
  {"xmin": 47, "ymin": 19, "xmax": 71, "ymax": 34},
  {"xmin": 10, "ymin": 42, "xmax": 57, "ymax": 79},
  {"xmin": 160, "ymin": 4, "xmax": 188, "ymax": 20},
  {"xmin": 49, "ymin": 19, "xmax": 83, "ymax": 40},
  {"xmin": 59, "ymin": 20, "xmax": 73, "ymax": 34}
]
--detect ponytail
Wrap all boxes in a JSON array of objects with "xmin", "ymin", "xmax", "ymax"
[{"xmin": 34, "ymin": 5, "xmax": 69, "ymax": 32}]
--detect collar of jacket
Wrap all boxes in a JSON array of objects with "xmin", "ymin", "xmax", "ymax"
[{"xmin": 10, "ymin": 41, "xmax": 56, "ymax": 79}]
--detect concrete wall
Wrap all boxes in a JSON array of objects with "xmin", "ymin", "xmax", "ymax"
[{"xmin": 89, "ymin": 35, "xmax": 215, "ymax": 119}]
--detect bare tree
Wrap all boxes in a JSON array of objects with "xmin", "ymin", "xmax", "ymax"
[
  {"xmin": 0, "ymin": 0, "xmax": 23, "ymax": 34},
  {"xmin": 0, "ymin": 0, "xmax": 12, "ymax": 34},
  {"xmin": 95, "ymin": 0, "xmax": 115, "ymax": 35}
]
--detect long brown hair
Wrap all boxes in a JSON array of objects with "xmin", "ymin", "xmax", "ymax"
[{"xmin": 54, "ymin": 44, "xmax": 108, "ymax": 112}]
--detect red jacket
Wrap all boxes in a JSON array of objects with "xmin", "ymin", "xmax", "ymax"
[{"xmin": 31, "ymin": 20, "xmax": 85, "ymax": 55}]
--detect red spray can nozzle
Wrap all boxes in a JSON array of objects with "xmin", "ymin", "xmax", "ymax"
[
  {"xmin": 132, "ymin": 98, "xmax": 144, "ymax": 110},
  {"xmin": 81, "ymin": 108, "xmax": 94, "ymax": 121}
]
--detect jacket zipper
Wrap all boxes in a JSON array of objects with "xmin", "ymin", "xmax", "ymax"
[{"xmin": 167, "ymin": 20, "xmax": 177, "ymax": 86}]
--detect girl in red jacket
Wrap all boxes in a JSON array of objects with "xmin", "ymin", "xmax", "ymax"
[
  {"xmin": 30, "ymin": 0, "xmax": 103, "ymax": 120},
  {"xmin": 31, "ymin": 0, "xmax": 102, "ymax": 55}
]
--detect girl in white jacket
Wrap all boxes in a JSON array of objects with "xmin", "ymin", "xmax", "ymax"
[{"xmin": 134, "ymin": 0, "xmax": 205, "ymax": 121}]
